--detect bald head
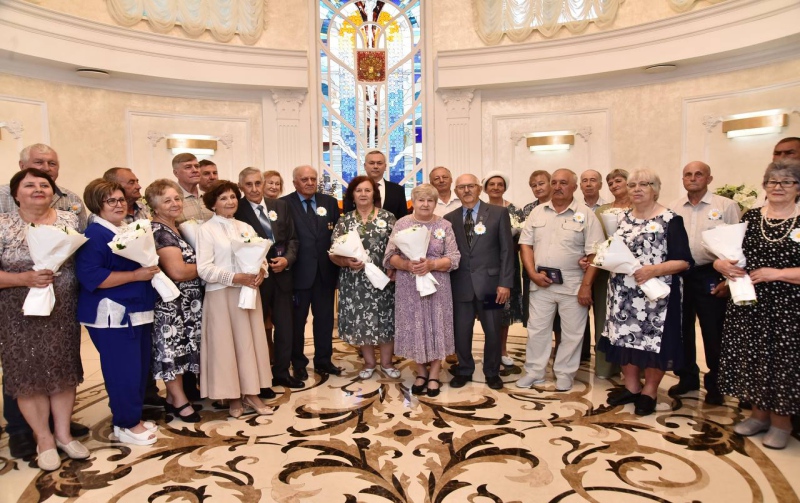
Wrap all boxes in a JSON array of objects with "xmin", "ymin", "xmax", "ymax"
[
  {"xmin": 454, "ymin": 174, "xmax": 481, "ymax": 208},
  {"xmin": 292, "ymin": 165, "xmax": 318, "ymax": 197},
  {"xmin": 682, "ymin": 161, "xmax": 713, "ymax": 197}
]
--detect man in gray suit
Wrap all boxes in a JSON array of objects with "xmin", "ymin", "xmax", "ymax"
[{"xmin": 444, "ymin": 174, "xmax": 514, "ymax": 390}]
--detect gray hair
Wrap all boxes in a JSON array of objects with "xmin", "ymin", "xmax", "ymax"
[
  {"xmin": 628, "ymin": 169, "xmax": 662, "ymax": 201},
  {"xmin": 411, "ymin": 183, "xmax": 439, "ymax": 202},
  {"xmin": 19, "ymin": 143, "xmax": 55, "ymax": 163},
  {"xmin": 144, "ymin": 179, "xmax": 183, "ymax": 213},
  {"xmin": 238, "ymin": 167, "xmax": 262, "ymax": 185},
  {"xmin": 292, "ymin": 165, "xmax": 317, "ymax": 180},
  {"xmin": 103, "ymin": 167, "xmax": 130, "ymax": 183},
  {"xmin": 553, "ymin": 168, "xmax": 578, "ymax": 185},
  {"xmin": 763, "ymin": 159, "xmax": 800, "ymax": 187}
]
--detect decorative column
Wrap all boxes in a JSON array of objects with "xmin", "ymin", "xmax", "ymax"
[
  {"xmin": 439, "ymin": 88, "xmax": 476, "ymax": 178},
  {"xmin": 271, "ymin": 90, "xmax": 307, "ymax": 171}
]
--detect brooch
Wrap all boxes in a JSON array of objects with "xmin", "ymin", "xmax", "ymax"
[
  {"xmin": 573, "ymin": 212, "xmax": 585, "ymax": 224},
  {"xmin": 268, "ymin": 210, "xmax": 278, "ymax": 221},
  {"xmin": 317, "ymin": 207, "xmax": 327, "ymax": 217},
  {"xmin": 474, "ymin": 222, "xmax": 486, "ymax": 235},
  {"xmin": 708, "ymin": 209, "xmax": 722, "ymax": 220}
]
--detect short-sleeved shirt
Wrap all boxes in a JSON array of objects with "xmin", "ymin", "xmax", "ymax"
[
  {"xmin": 179, "ymin": 186, "xmax": 213, "ymax": 223},
  {"xmin": 433, "ymin": 193, "xmax": 462, "ymax": 217},
  {"xmin": 668, "ymin": 191, "xmax": 739, "ymax": 266},
  {"xmin": 519, "ymin": 198, "xmax": 605, "ymax": 295},
  {"xmin": 0, "ymin": 183, "xmax": 88, "ymax": 231}
]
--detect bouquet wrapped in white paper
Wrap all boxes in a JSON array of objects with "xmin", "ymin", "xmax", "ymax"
[
  {"xmin": 108, "ymin": 219, "xmax": 180, "ymax": 302},
  {"xmin": 231, "ymin": 231, "xmax": 272, "ymax": 310},
  {"xmin": 509, "ymin": 212, "xmax": 525, "ymax": 237},
  {"xmin": 592, "ymin": 236, "xmax": 670, "ymax": 301},
  {"xmin": 599, "ymin": 208, "xmax": 624, "ymax": 236},
  {"xmin": 329, "ymin": 231, "xmax": 390, "ymax": 290},
  {"xmin": 177, "ymin": 219, "xmax": 201, "ymax": 250},
  {"xmin": 23, "ymin": 224, "xmax": 88, "ymax": 316},
  {"xmin": 390, "ymin": 225, "xmax": 439, "ymax": 297},
  {"xmin": 701, "ymin": 222, "xmax": 756, "ymax": 305}
]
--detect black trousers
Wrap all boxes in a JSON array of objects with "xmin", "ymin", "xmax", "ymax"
[
  {"xmin": 677, "ymin": 264, "xmax": 727, "ymax": 392},
  {"xmin": 292, "ymin": 272, "xmax": 336, "ymax": 370},
  {"xmin": 2, "ymin": 378, "xmax": 31, "ymax": 436},
  {"xmin": 453, "ymin": 295, "xmax": 502, "ymax": 378},
  {"xmin": 261, "ymin": 276, "xmax": 296, "ymax": 380}
]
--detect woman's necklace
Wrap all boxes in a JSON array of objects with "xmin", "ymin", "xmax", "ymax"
[
  {"xmin": 357, "ymin": 207, "xmax": 376, "ymax": 235},
  {"xmin": 760, "ymin": 206, "xmax": 798, "ymax": 242}
]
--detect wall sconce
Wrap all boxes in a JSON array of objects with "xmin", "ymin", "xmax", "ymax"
[
  {"xmin": 722, "ymin": 110, "xmax": 788, "ymax": 139},
  {"xmin": 166, "ymin": 135, "xmax": 218, "ymax": 157},
  {"xmin": 526, "ymin": 131, "xmax": 575, "ymax": 152}
]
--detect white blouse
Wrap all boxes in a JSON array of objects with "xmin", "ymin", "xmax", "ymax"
[{"xmin": 196, "ymin": 214, "xmax": 263, "ymax": 292}]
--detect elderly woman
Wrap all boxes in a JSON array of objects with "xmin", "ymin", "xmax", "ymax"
[
  {"xmin": 598, "ymin": 169, "xmax": 693, "ymax": 416},
  {"xmin": 76, "ymin": 179, "xmax": 159, "ymax": 446},
  {"xmin": 384, "ymin": 184, "xmax": 460, "ymax": 396},
  {"xmin": 714, "ymin": 160, "xmax": 800, "ymax": 449},
  {"xmin": 329, "ymin": 175, "xmax": 397, "ymax": 379},
  {"xmin": 263, "ymin": 170, "xmax": 284, "ymax": 199},
  {"xmin": 196, "ymin": 180, "xmax": 273, "ymax": 418},
  {"xmin": 483, "ymin": 171, "xmax": 524, "ymax": 367},
  {"xmin": 0, "ymin": 168, "xmax": 87, "ymax": 470},
  {"xmin": 591, "ymin": 169, "xmax": 630, "ymax": 379},
  {"xmin": 521, "ymin": 170, "xmax": 553, "ymax": 327},
  {"xmin": 145, "ymin": 179, "xmax": 203, "ymax": 423}
]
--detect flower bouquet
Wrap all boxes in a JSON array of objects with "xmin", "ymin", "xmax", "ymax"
[
  {"xmin": 329, "ymin": 231, "xmax": 390, "ymax": 290},
  {"xmin": 509, "ymin": 212, "xmax": 525, "ymax": 237},
  {"xmin": 591, "ymin": 236, "xmax": 670, "ymax": 300},
  {"xmin": 109, "ymin": 219, "xmax": 181, "ymax": 302},
  {"xmin": 714, "ymin": 184, "xmax": 759, "ymax": 212},
  {"xmin": 701, "ymin": 222, "xmax": 756, "ymax": 305},
  {"xmin": 231, "ymin": 231, "xmax": 272, "ymax": 310},
  {"xmin": 177, "ymin": 219, "xmax": 201, "ymax": 250},
  {"xmin": 23, "ymin": 224, "xmax": 88, "ymax": 316},
  {"xmin": 390, "ymin": 225, "xmax": 439, "ymax": 297},
  {"xmin": 599, "ymin": 207, "xmax": 624, "ymax": 236}
]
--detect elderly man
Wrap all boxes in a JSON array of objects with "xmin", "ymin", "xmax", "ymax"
[
  {"xmin": 344, "ymin": 150, "xmax": 408, "ymax": 221},
  {"xmin": 517, "ymin": 169, "xmax": 604, "ymax": 392},
  {"xmin": 198, "ymin": 159, "xmax": 219, "ymax": 193},
  {"xmin": 103, "ymin": 167, "xmax": 150, "ymax": 223},
  {"xmin": 444, "ymin": 174, "xmax": 514, "ymax": 390},
  {"xmin": 0, "ymin": 143, "xmax": 89, "ymax": 458},
  {"xmin": 430, "ymin": 166, "xmax": 461, "ymax": 217},
  {"xmin": 773, "ymin": 137, "xmax": 800, "ymax": 161},
  {"xmin": 172, "ymin": 153, "xmax": 213, "ymax": 222},
  {"xmin": 668, "ymin": 162, "xmax": 740, "ymax": 404},
  {"xmin": 281, "ymin": 166, "xmax": 342, "ymax": 377},
  {"xmin": 580, "ymin": 169, "xmax": 607, "ymax": 211},
  {"xmin": 235, "ymin": 168, "xmax": 303, "ymax": 389}
]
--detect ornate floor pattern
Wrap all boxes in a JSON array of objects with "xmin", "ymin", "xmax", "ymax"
[{"xmin": 1, "ymin": 327, "xmax": 798, "ymax": 503}]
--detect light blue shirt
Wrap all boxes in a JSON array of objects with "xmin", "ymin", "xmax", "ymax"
[
  {"xmin": 296, "ymin": 192, "xmax": 317, "ymax": 213},
  {"xmin": 462, "ymin": 201, "xmax": 480, "ymax": 220}
]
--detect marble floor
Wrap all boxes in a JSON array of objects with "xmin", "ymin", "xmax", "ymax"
[{"xmin": 0, "ymin": 324, "xmax": 798, "ymax": 503}]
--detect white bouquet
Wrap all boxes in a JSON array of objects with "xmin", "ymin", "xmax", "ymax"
[
  {"xmin": 177, "ymin": 219, "xmax": 201, "ymax": 250},
  {"xmin": 329, "ymin": 231, "xmax": 390, "ymax": 290},
  {"xmin": 108, "ymin": 219, "xmax": 181, "ymax": 302},
  {"xmin": 231, "ymin": 231, "xmax": 272, "ymax": 310},
  {"xmin": 599, "ymin": 208, "xmax": 624, "ymax": 236},
  {"xmin": 714, "ymin": 184, "xmax": 759, "ymax": 212},
  {"xmin": 23, "ymin": 224, "xmax": 88, "ymax": 316},
  {"xmin": 701, "ymin": 222, "xmax": 756, "ymax": 305},
  {"xmin": 509, "ymin": 212, "xmax": 525, "ymax": 237},
  {"xmin": 592, "ymin": 236, "xmax": 670, "ymax": 301},
  {"xmin": 390, "ymin": 225, "xmax": 439, "ymax": 297}
]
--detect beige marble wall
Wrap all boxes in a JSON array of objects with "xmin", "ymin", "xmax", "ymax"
[
  {"xmin": 21, "ymin": 0, "xmax": 308, "ymax": 49},
  {"xmin": 433, "ymin": 0, "xmax": 724, "ymax": 50},
  {"xmin": 0, "ymin": 73, "xmax": 263, "ymax": 194},
  {"xmin": 482, "ymin": 57, "xmax": 800, "ymax": 207}
]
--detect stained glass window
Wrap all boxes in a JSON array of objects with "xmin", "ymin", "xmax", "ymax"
[{"xmin": 319, "ymin": 0, "xmax": 423, "ymax": 199}]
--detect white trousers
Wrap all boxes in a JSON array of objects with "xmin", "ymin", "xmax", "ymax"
[{"xmin": 524, "ymin": 286, "xmax": 588, "ymax": 382}]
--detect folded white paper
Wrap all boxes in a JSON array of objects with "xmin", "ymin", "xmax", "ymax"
[
  {"xmin": 231, "ymin": 238, "xmax": 272, "ymax": 310},
  {"xmin": 390, "ymin": 225, "xmax": 439, "ymax": 297},
  {"xmin": 592, "ymin": 236, "xmax": 670, "ymax": 301},
  {"xmin": 701, "ymin": 222, "xmax": 756, "ymax": 305}
]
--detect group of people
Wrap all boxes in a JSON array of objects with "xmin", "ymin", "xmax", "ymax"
[{"xmin": 1, "ymin": 138, "xmax": 798, "ymax": 472}]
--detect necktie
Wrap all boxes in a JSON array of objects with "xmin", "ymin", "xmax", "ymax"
[
  {"xmin": 376, "ymin": 182, "xmax": 382, "ymax": 209},
  {"xmin": 304, "ymin": 198, "xmax": 314, "ymax": 216},
  {"xmin": 257, "ymin": 206, "xmax": 275, "ymax": 242},
  {"xmin": 465, "ymin": 208, "xmax": 475, "ymax": 246}
]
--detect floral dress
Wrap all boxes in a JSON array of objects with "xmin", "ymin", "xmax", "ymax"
[
  {"xmin": 151, "ymin": 222, "xmax": 203, "ymax": 381},
  {"xmin": 502, "ymin": 202, "xmax": 525, "ymax": 326},
  {"xmin": 333, "ymin": 209, "xmax": 396, "ymax": 345},
  {"xmin": 598, "ymin": 209, "xmax": 693, "ymax": 370}
]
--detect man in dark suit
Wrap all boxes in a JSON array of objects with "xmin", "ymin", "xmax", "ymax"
[
  {"xmin": 343, "ymin": 150, "xmax": 408, "ymax": 221},
  {"xmin": 281, "ymin": 166, "xmax": 342, "ymax": 377},
  {"xmin": 235, "ymin": 167, "xmax": 303, "ymax": 389},
  {"xmin": 444, "ymin": 174, "xmax": 514, "ymax": 390}
]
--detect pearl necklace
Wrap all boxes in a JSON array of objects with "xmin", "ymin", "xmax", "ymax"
[{"xmin": 759, "ymin": 207, "xmax": 798, "ymax": 243}]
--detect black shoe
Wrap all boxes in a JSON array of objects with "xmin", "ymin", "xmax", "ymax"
[
  {"xmin": 9, "ymin": 432, "xmax": 36, "ymax": 459},
  {"xmin": 607, "ymin": 388, "xmax": 641, "ymax": 406},
  {"xmin": 273, "ymin": 376, "xmax": 305, "ymax": 389},
  {"xmin": 259, "ymin": 388, "xmax": 277, "ymax": 399},
  {"xmin": 411, "ymin": 376, "xmax": 428, "ymax": 395},
  {"xmin": 314, "ymin": 363, "xmax": 343, "ymax": 376},
  {"xmin": 704, "ymin": 390, "xmax": 725, "ymax": 406},
  {"xmin": 449, "ymin": 375, "xmax": 472, "ymax": 388},
  {"xmin": 294, "ymin": 368, "xmax": 309, "ymax": 381},
  {"xmin": 668, "ymin": 381, "xmax": 700, "ymax": 397},
  {"xmin": 426, "ymin": 379, "xmax": 442, "ymax": 397},
  {"xmin": 486, "ymin": 376, "xmax": 503, "ymax": 390},
  {"xmin": 143, "ymin": 394, "xmax": 167, "ymax": 408},
  {"xmin": 70, "ymin": 421, "xmax": 90, "ymax": 437},
  {"xmin": 167, "ymin": 402, "xmax": 201, "ymax": 423},
  {"xmin": 634, "ymin": 394, "xmax": 657, "ymax": 416}
]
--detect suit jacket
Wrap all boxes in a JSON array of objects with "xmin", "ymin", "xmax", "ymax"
[
  {"xmin": 444, "ymin": 203, "xmax": 514, "ymax": 303},
  {"xmin": 234, "ymin": 197, "xmax": 299, "ymax": 292},
  {"xmin": 281, "ymin": 191, "xmax": 341, "ymax": 290},
  {"xmin": 344, "ymin": 179, "xmax": 408, "ymax": 222}
]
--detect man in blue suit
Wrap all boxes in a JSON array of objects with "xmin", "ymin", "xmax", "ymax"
[{"xmin": 281, "ymin": 166, "xmax": 342, "ymax": 377}]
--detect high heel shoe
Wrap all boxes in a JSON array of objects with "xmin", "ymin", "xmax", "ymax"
[
  {"xmin": 229, "ymin": 402, "xmax": 245, "ymax": 418},
  {"xmin": 243, "ymin": 395, "xmax": 274, "ymax": 416}
]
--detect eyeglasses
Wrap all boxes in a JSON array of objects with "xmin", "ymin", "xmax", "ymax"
[
  {"xmin": 455, "ymin": 184, "xmax": 479, "ymax": 191},
  {"xmin": 102, "ymin": 197, "xmax": 127, "ymax": 207},
  {"xmin": 626, "ymin": 182, "xmax": 654, "ymax": 189},
  {"xmin": 765, "ymin": 180, "xmax": 799, "ymax": 188}
]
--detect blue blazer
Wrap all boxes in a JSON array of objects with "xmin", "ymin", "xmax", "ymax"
[{"xmin": 75, "ymin": 222, "xmax": 156, "ymax": 324}]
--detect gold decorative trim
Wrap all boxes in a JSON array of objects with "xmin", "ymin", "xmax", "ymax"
[
  {"xmin": 722, "ymin": 113, "xmax": 788, "ymax": 133},
  {"xmin": 166, "ymin": 138, "xmax": 218, "ymax": 150},
  {"xmin": 526, "ymin": 134, "xmax": 575, "ymax": 148}
]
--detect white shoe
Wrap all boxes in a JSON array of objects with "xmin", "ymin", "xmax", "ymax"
[
  {"xmin": 516, "ymin": 374, "xmax": 545, "ymax": 388},
  {"xmin": 501, "ymin": 356, "xmax": 514, "ymax": 366},
  {"xmin": 117, "ymin": 427, "xmax": 157, "ymax": 446},
  {"xmin": 555, "ymin": 377, "xmax": 573, "ymax": 392},
  {"xmin": 36, "ymin": 447, "xmax": 61, "ymax": 471},
  {"xmin": 56, "ymin": 439, "xmax": 90, "ymax": 459},
  {"xmin": 380, "ymin": 366, "xmax": 401, "ymax": 379}
]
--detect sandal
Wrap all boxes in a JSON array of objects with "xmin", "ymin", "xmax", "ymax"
[
  {"xmin": 114, "ymin": 422, "xmax": 157, "ymax": 438},
  {"xmin": 117, "ymin": 427, "xmax": 157, "ymax": 446},
  {"xmin": 381, "ymin": 366, "xmax": 401, "ymax": 379},
  {"xmin": 426, "ymin": 379, "xmax": 442, "ymax": 398},
  {"xmin": 359, "ymin": 367, "xmax": 377, "ymax": 379},
  {"xmin": 169, "ymin": 402, "xmax": 201, "ymax": 423},
  {"xmin": 242, "ymin": 395, "xmax": 274, "ymax": 416},
  {"xmin": 411, "ymin": 375, "xmax": 428, "ymax": 395}
]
